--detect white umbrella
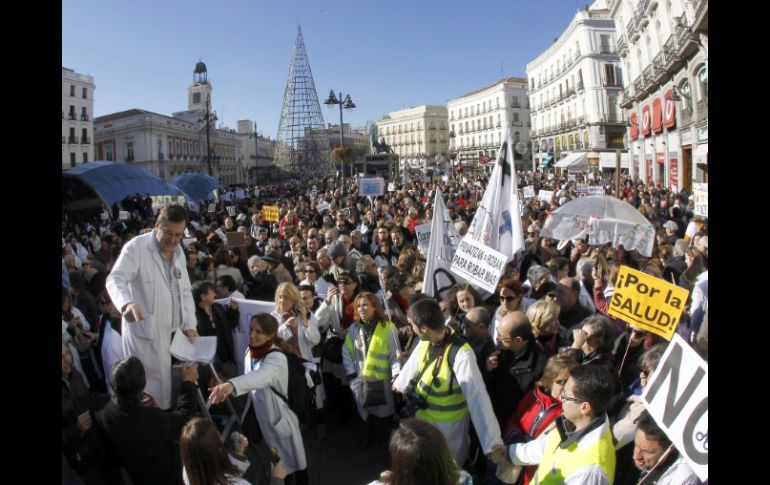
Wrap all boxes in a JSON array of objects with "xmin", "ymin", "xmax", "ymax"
[{"xmin": 540, "ymin": 195, "xmax": 655, "ymax": 256}]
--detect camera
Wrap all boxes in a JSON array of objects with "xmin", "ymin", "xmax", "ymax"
[{"xmin": 398, "ymin": 379, "xmax": 429, "ymax": 418}]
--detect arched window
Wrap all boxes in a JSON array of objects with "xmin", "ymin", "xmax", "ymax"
[
  {"xmin": 584, "ymin": 132, "xmax": 590, "ymax": 146},
  {"xmin": 697, "ymin": 66, "xmax": 708, "ymax": 99}
]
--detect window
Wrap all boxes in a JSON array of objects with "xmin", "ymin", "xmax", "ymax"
[
  {"xmin": 514, "ymin": 113, "xmax": 520, "ymax": 122},
  {"xmin": 697, "ymin": 67, "xmax": 708, "ymax": 99},
  {"xmin": 604, "ymin": 64, "xmax": 616, "ymax": 86},
  {"xmin": 83, "ymin": 152, "xmax": 88, "ymax": 163},
  {"xmin": 600, "ymin": 34, "xmax": 612, "ymax": 53},
  {"xmin": 69, "ymin": 127, "xmax": 76, "ymax": 142},
  {"xmin": 81, "ymin": 107, "xmax": 88, "ymax": 121},
  {"xmin": 82, "ymin": 87, "xmax": 87, "ymax": 99},
  {"xmin": 70, "ymin": 153, "xmax": 76, "ymax": 167},
  {"xmin": 514, "ymin": 132, "xmax": 520, "ymax": 142},
  {"xmin": 69, "ymin": 105, "xmax": 76, "ymax": 120},
  {"xmin": 70, "ymin": 85, "xmax": 75, "ymax": 97},
  {"xmin": 193, "ymin": 92, "xmax": 201, "ymax": 104},
  {"xmin": 126, "ymin": 142, "xmax": 134, "ymax": 162},
  {"xmin": 105, "ymin": 143, "xmax": 113, "ymax": 161},
  {"xmin": 81, "ymin": 128, "xmax": 88, "ymax": 143}
]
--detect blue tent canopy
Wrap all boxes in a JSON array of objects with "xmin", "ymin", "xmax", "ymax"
[
  {"xmin": 63, "ymin": 161, "xmax": 186, "ymax": 207},
  {"xmin": 170, "ymin": 173, "xmax": 220, "ymax": 202}
]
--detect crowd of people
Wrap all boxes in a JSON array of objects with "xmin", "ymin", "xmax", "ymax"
[{"xmin": 62, "ymin": 169, "xmax": 707, "ymax": 485}]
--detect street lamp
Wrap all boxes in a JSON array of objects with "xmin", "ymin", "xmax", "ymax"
[
  {"xmin": 249, "ymin": 121, "xmax": 259, "ymax": 186},
  {"xmin": 199, "ymin": 94, "xmax": 218, "ymax": 177},
  {"xmin": 324, "ymin": 90, "xmax": 356, "ymax": 196}
]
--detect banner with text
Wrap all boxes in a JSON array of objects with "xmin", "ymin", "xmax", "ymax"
[
  {"xmin": 538, "ymin": 190, "xmax": 554, "ymax": 203},
  {"xmin": 415, "ymin": 222, "xmax": 432, "ymax": 253},
  {"xmin": 360, "ymin": 177, "xmax": 385, "ymax": 196},
  {"xmin": 641, "ymin": 333, "xmax": 708, "ymax": 482},
  {"xmin": 450, "ymin": 236, "xmax": 508, "ymax": 293},
  {"xmin": 587, "ymin": 186, "xmax": 605, "ymax": 196},
  {"xmin": 262, "ymin": 205, "xmax": 280, "ymax": 222},
  {"xmin": 316, "ymin": 201, "xmax": 331, "ymax": 214},
  {"xmin": 693, "ymin": 183, "xmax": 708, "ymax": 218},
  {"xmin": 608, "ymin": 265, "xmax": 689, "ymax": 340},
  {"xmin": 576, "ymin": 183, "xmax": 589, "ymax": 194},
  {"xmin": 522, "ymin": 185, "xmax": 536, "ymax": 199}
]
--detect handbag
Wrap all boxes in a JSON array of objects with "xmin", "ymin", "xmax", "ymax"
[
  {"xmin": 321, "ymin": 335, "xmax": 344, "ymax": 364},
  {"xmin": 363, "ymin": 377, "xmax": 387, "ymax": 408}
]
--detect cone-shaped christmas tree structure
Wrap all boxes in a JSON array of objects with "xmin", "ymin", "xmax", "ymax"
[{"xmin": 274, "ymin": 25, "xmax": 329, "ymax": 178}]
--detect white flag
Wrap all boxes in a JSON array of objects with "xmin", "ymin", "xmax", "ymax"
[
  {"xmin": 421, "ymin": 189, "xmax": 466, "ymax": 299},
  {"xmin": 466, "ymin": 127, "xmax": 525, "ymax": 261}
]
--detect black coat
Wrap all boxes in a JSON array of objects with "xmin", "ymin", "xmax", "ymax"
[
  {"xmin": 195, "ymin": 304, "xmax": 239, "ymax": 376},
  {"xmin": 483, "ymin": 342, "xmax": 547, "ymax": 428},
  {"xmin": 560, "ymin": 301, "xmax": 595, "ymax": 333},
  {"xmin": 95, "ymin": 381, "xmax": 198, "ymax": 485}
]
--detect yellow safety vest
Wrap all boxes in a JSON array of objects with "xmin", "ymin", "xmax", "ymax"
[
  {"xmin": 413, "ymin": 334, "xmax": 471, "ymax": 423},
  {"xmin": 344, "ymin": 321, "xmax": 396, "ymax": 381},
  {"xmin": 533, "ymin": 420, "xmax": 616, "ymax": 485}
]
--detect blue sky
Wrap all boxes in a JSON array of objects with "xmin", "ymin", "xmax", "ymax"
[{"xmin": 63, "ymin": 0, "xmax": 591, "ymax": 138}]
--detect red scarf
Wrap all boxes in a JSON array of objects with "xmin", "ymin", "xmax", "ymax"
[
  {"xmin": 394, "ymin": 295, "xmax": 409, "ymax": 314},
  {"xmin": 248, "ymin": 339, "xmax": 274, "ymax": 360}
]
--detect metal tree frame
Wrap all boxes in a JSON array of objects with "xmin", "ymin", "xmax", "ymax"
[{"xmin": 274, "ymin": 26, "xmax": 330, "ymax": 179}]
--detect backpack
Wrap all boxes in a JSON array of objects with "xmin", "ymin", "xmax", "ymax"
[{"xmin": 265, "ymin": 349, "xmax": 317, "ymax": 424}]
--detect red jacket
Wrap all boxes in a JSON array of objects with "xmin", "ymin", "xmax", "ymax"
[{"xmin": 503, "ymin": 386, "xmax": 563, "ymax": 485}]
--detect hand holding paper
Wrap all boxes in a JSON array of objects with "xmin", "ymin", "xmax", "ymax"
[{"xmin": 171, "ymin": 331, "xmax": 217, "ymax": 365}]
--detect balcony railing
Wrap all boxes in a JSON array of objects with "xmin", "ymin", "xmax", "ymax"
[
  {"xmin": 577, "ymin": 116, "xmax": 586, "ymax": 126},
  {"xmin": 68, "ymin": 136, "xmax": 79, "ymax": 144},
  {"xmin": 82, "ymin": 136, "xmax": 91, "ymax": 144},
  {"xmin": 576, "ymin": 81, "xmax": 584, "ymax": 91},
  {"xmin": 68, "ymin": 113, "xmax": 77, "ymax": 120},
  {"xmin": 603, "ymin": 79, "xmax": 622, "ymax": 88},
  {"xmin": 81, "ymin": 114, "xmax": 89, "ymax": 122},
  {"xmin": 512, "ymin": 103, "xmax": 521, "ymax": 109},
  {"xmin": 634, "ymin": 76, "xmax": 644, "ymax": 96},
  {"xmin": 643, "ymin": 65, "xmax": 655, "ymax": 86},
  {"xmin": 617, "ymin": 35, "xmax": 628, "ymax": 54},
  {"xmin": 600, "ymin": 46, "xmax": 617, "ymax": 55},
  {"xmin": 513, "ymin": 121, "xmax": 523, "ymax": 127}
]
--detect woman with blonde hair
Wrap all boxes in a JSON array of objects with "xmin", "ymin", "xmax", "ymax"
[
  {"xmin": 271, "ymin": 282, "xmax": 321, "ymax": 362},
  {"xmin": 525, "ymin": 299, "xmax": 570, "ymax": 357},
  {"xmin": 343, "ymin": 292, "xmax": 401, "ymax": 448}
]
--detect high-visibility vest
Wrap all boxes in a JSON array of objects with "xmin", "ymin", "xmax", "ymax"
[
  {"xmin": 533, "ymin": 420, "xmax": 616, "ymax": 485},
  {"xmin": 413, "ymin": 335, "xmax": 471, "ymax": 423},
  {"xmin": 344, "ymin": 321, "xmax": 396, "ymax": 381}
]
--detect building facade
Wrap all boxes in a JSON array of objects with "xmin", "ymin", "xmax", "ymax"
[
  {"xmin": 62, "ymin": 67, "xmax": 95, "ymax": 169},
  {"xmin": 375, "ymin": 105, "xmax": 449, "ymax": 173},
  {"xmin": 528, "ymin": 0, "xmax": 627, "ymax": 172},
  {"xmin": 93, "ymin": 62, "xmax": 241, "ymax": 185},
  {"xmin": 236, "ymin": 120, "xmax": 277, "ymax": 186},
  {"xmin": 613, "ymin": 0, "xmax": 707, "ymax": 190},
  {"xmin": 448, "ymin": 77, "xmax": 531, "ymax": 172}
]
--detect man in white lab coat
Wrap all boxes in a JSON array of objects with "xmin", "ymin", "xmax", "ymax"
[
  {"xmin": 106, "ymin": 205, "xmax": 199, "ymax": 410},
  {"xmin": 393, "ymin": 298, "xmax": 504, "ymax": 467}
]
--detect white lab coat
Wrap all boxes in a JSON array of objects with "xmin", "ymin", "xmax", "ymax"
[
  {"xmin": 393, "ymin": 340, "xmax": 502, "ymax": 465},
  {"xmin": 273, "ymin": 310, "xmax": 325, "ymax": 409},
  {"xmin": 342, "ymin": 322, "xmax": 401, "ymax": 420},
  {"xmin": 100, "ymin": 323, "xmax": 126, "ymax": 391},
  {"xmin": 231, "ymin": 347, "xmax": 307, "ymax": 475},
  {"xmin": 314, "ymin": 294, "xmax": 350, "ymax": 382},
  {"xmin": 106, "ymin": 230, "xmax": 197, "ymax": 410}
]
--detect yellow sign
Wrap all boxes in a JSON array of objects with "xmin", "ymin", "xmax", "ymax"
[
  {"xmin": 608, "ymin": 266, "xmax": 689, "ymax": 340},
  {"xmin": 262, "ymin": 205, "xmax": 279, "ymax": 222}
]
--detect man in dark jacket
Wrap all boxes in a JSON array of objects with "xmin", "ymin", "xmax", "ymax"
[
  {"xmin": 95, "ymin": 356, "xmax": 199, "ymax": 485},
  {"xmin": 483, "ymin": 311, "xmax": 547, "ymax": 428},
  {"xmin": 556, "ymin": 277, "xmax": 594, "ymax": 333},
  {"xmin": 192, "ymin": 281, "xmax": 239, "ymax": 380}
]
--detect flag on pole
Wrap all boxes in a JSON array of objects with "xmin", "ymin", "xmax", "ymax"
[
  {"xmin": 465, "ymin": 126, "xmax": 525, "ymax": 262},
  {"xmin": 421, "ymin": 189, "xmax": 466, "ymax": 299}
]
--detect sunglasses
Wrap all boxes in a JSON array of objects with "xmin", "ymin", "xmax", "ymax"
[
  {"xmin": 338, "ymin": 279, "xmax": 353, "ymax": 285},
  {"xmin": 559, "ymin": 391, "xmax": 584, "ymax": 403}
]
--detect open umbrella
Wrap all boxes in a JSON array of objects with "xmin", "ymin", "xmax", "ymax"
[{"xmin": 539, "ymin": 195, "xmax": 655, "ymax": 256}]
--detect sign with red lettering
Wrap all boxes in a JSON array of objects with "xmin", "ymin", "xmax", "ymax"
[
  {"xmin": 663, "ymin": 89, "xmax": 677, "ymax": 129},
  {"xmin": 641, "ymin": 105, "xmax": 651, "ymax": 136},
  {"xmin": 630, "ymin": 112, "xmax": 638, "ymax": 140},
  {"xmin": 652, "ymin": 99, "xmax": 663, "ymax": 133},
  {"xmin": 669, "ymin": 158, "xmax": 678, "ymax": 189}
]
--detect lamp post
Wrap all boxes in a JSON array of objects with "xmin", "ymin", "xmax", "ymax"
[
  {"xmin": 249, "ymin": 121, "xmax": 259, "ymax": 186},
  {"xmin": 324, "ymin": 90, "xmax": 356, "ymax": 196},
  {"xmin": 199, "ymin": 94, "xmax": 218, "ymax": 177}
]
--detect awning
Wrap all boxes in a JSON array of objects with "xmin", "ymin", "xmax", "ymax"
[
  {"xmin": 694, "ymin": 143, "xmax": 708, "ymax": 165},
  {"xmin": 539, "ymin": 156, "xmax": 554, "ymax": 168},
  {"xmin": 599, "ymin": 152, "xmax": 630, "ymax": 169},
  {"xmin": 554, "ymin": 152, "xmax": 587, "ymax": 169}
]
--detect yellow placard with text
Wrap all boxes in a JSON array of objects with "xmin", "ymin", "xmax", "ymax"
[
  {"xmin": 262, "ymin": 205, "xmax": 279, "ymax": 222},
  {"xmin": 607, "ymin": 266, "xmax": 690, "ymax": 340}
]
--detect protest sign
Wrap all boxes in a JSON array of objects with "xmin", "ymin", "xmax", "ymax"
[
  {"xmin": 215, "ymin": 228, "xmax": 227, "ymax": 242},
  {"xmin": 441, "ymin": 175, "xmax": 449, "ymax": 182},
  {"xmin": 208, "ymin": 203, "xmax": 216, "ymax": 213},
  {"xmin": 226, "ymin": 231, "xmax": 248, "ymax": 248},
  {"xmin": 587, "ymin": 186, "xmax": 605, "ymax": 196},
  {"xmin": 538, "ymin": 190, "xmax": 554, "ymax": 203},
  {"xmin": 235, "ymin": 189, "xmax": 245, "ymax": 200},
  {"xmin": 576, "ymin": 183, "xmax": 589, "ymax": 194},
  {"xmin": 316, "ymin": 201, "xmax": 331, "ymax": 214},
  {"xmin": 450, "ymin": 236, "xmax": 508, "ymax": 293},
  {"xmin": 608, "ymin": 266, "xmax": 689, "ymax": 340},
  {"xmin": 253, "ymin": 187, "xmax": 260, "ymax": 197},
  {"xmin": 568, "ymin": 174, "xmax": 576, "ymax": 181},
  {"xmin": 587, "ymin": 172, "xmax": 595, "ymax": 180},
  {"xmin": 387, "ymin": 183, "xmax": 396, "ymax": 192},
  {"xmin": 693, "ymin": 183, "xmax": 708, "ymax": 218},
  {"xmin": 415, "ymin": 223, "xmax": 431, "ymax": 252},
  {"xmin": 221, "ymin": 192, "xmax": 233, "ymax": 203},
  {"xmin": 522, "ymin": 185, "xmax": 535, "ymax": 199},
  {"xmin": 359, "ymin": 177, "xmax": 385, "ymax": 196},
  {"xmin": 226, "ymin": 206, "xmax": 236, "ymax": 216},
  {"xmin": 119, "ymin": 211, "xmax": 129, "ymax": 221},
  {"xmin": 262, "ymin": 205, "xmax": 279, "ymax": 222},
  {"xmin": 641, "ymin": 333, "xmax": 708, "ymax": 482}
]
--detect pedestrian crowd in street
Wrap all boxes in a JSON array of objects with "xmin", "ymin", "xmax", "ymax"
[{"xmin": 62, "ymin": 169, "xmax": 707, "ymax": 485}]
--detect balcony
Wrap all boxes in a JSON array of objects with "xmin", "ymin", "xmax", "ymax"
[
  {"xmin": 617, "ymin": 35, "xmax": 628, "ymax": 55},
  {"xmin": 577, "ymin": 116, "xmax": 586, "ymax": 127},
  {"xmin": 513, "ymin": 121, "xmax": 523, "ymax": 127},
  {"xmin": 600, "ymin": 45, "xmax": 617, "ymax": 55},
  {"xmin": 68, "ymin": 113, "xmax": 77, "ymax": 121},
  {"xmin": 512, "ymin": 103, "xmax": 521, "ymax": 109},
  {"xmin": 676, "ymin": 21, "xmax": 700, "ymax": 59},
  {"xmin": 68, "ymin": 136, "xmax": 79, "ymax": 144},
  {"xmin": 642, "ymin": 65, "xmax": 656, "ymax": 93},
  {"xmin": 627, "ymin": 18, "xmax": 639, "ymax": 41},
  {"xmin": 81, "ymin": 114, "xmax": 89, "ymax": 122},
  {"xmin": 603, "ymin": 78, "xmax": 622, "ymax": 88},
  {"xmin": 637, "ymin": 5, "xmax": 650, "ymax": 30},
  {"xmin": 495, "ymin": 122, "xmax": 501, "ymax": 128},
  {"xmin": 645, "ymin": 0, "xmax": 658, "ymax": 15},
  {"xmin": 652, "ymin": 52, "xmax": 669, "ymax": 84},
  {"xmin": 663, "ymin": 35, "xmax": 682, "ymax": 71},
  {"xmin": 82, "ymin": 136, "xmax": 91, "ymax": 144},
  {"xmin": 619, "ymin": 87, "xmax": 634, "ymax": 109},
  {"xmin": 429, "ymin": 126, "xmax": 437, "ymax": 130},
  {"xmin": 568, "ymin": 88, "xmax": 576, "ymax": 98},
  {"xmin": 633, "ymin": 76, "xmax": 645, "ymax": 100}
]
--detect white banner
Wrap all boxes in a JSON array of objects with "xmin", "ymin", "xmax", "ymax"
[
  {"xmin": 465, "ymin": 126, "xmax": 525, "ymax": 261},
  {"xmin": 316, "ymin": 201, "xmax": 331, "ymax": 214},
  {"xmin": 450, "ymin": 236, "xmax": 508, "ymax": 293},
  {"xmin": 568, "ymin": 174, "xmax": 576, "ymax": 181},
  {"xmin": 587, "ymin": 217, "xmax": 656, "ymax": 257},
  {"xmin": 522, "ymin": 185, "xmax": 536, "ymax": 199},
  {"xmin": 415, "ymin": 222, "xmax": 432, "ymax": 252},
  {"xmin": 538, "ymin": 190, "xmax": 554, "ymax": 203},
  {"xmin": 226, "ymin": 206, "xmax": 236, "ymax": 216},
  {"xmin": 641, "ymin": 333, "xmax": 708, "ymax": 482},
  {"xmin": 217, "ymin": 298, "xmax": 275, "ymax": 374},
  {"xmin": 693, "ymin": 183, "xmax": 708, "ymax": 218},
  {"xmin": 587, "ymin": 186, "xmax": 605, "ymax": 196},
  {"xmin": 215, "ymin": 228, "xmax": 227, "ymax": 242},
  {"xmin": 422, "ymin": 190, "xmax": 465, "ymax": 299},
  {"xmin": 360, "ymin": 177, "xmax": 385, "ymax": 196},
  {"xmin": 576, "ymin": 183, "xmax": 589, "ymax": 194}
]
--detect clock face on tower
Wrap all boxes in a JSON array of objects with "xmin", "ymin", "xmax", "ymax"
[{"xmin": 193, "ymin": 92, "xmax": 201, "ymax": 104}]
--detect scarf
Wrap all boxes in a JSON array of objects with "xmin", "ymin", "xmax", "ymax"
[
  {"xmin": 248, "ymin": 339, "xmax": 274, "ymax": 360},
  {"xmin": 393, "ymin": 295, "xmax": 409, "ymax": 314}
]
